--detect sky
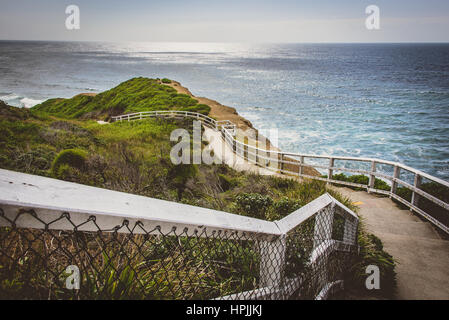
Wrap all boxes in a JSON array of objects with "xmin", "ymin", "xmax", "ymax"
[{"xmin": 1, "ymin": 0, "xmax": 449, "ymax": 42}]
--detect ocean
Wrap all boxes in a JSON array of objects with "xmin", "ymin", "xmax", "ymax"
[{"xmin": 0, "ymin": 41, "xmax": 448, "ymax": 180}]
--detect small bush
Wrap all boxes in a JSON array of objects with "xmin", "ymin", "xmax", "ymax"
[
  {"xmin": 346, "ymin": 231, "xmax": 396, "ymax": 298},
  {"xmin": 269, "ymin": 177, "xmax": 297, "ymax": 190},
  {"xmin": 161, "ymin": 78, "xmax": 172, "ymax": 84},
  {"xmin": 331, "ymin": 173, "xmax": 390, "ymax": 191},
  {"xmin": 51, "ymin": 148, "xmax": 88, "ymax": 176},
  {"xmin": 181, "ymin": 104, "xmax": 211, "ymax": 115},
  {"xmin": 218, "ymin": 174, "xmax": 238, "ymax": 191},
  {"xmin": 273, "ymin": 197, "xmax": 301, "ymax": 216},
  {"xmin": 234, "ymin": 193, "xmax": 273, "ymax": 219}
]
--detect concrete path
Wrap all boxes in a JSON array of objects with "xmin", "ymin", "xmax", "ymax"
[
  {"xmin": 203, "ymin": 124, "xmax": 449, "ymax": 299},
  {"xmin": 203, "ymin": 127, "xmax": 278, "ymax": 176},
  {"xmin": 337, "ymin": 187, "xmax": 449, "ymax": 300}
]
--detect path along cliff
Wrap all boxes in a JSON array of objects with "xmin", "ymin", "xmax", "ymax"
[{"xmin": 163, "ymin": 80, "xmax": 449, "ymax": 300}]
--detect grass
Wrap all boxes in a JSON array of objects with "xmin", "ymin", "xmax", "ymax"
[
  {"xmin": 0, "ymin": 80, "xmax": 397, "ymax": 299},
  {"xmin": 32, "ymin": 77, "xmax": 209, "ymax": 120}
]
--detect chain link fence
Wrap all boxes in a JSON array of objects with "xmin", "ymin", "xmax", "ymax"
[{"xmin": 0, "ymin": 195, "xmax": 358, "ymax": 300}]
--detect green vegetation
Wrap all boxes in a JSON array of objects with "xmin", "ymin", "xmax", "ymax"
[
  {"xmin": 330, "ymin": 173, "xmax": 390, "ymax": 191},
  {"xmin": 32, "ymin": 77, "xmax": 208, "ymax": 120},
  {"xmin": 0, "ymin": 79, "xmax": 397, "ymax": 299},
  {"xmin": 327, "ymin": 172, "xmax": 449, "ymax": 227},
  {"xmin": 161, "ymin": 78, "xmax": 172, "ymax": 84},
  {"xmin": 345, "ymin": 225, "xmax": 396, "ymax": 299},
  {"xmin": 51, "ymin": 148, "xmax": 88, "ymax": 176}
]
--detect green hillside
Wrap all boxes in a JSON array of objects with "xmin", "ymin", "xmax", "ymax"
[{"xmin": 32, "ymin": 77, "xmax": 210, "ymax": 119}]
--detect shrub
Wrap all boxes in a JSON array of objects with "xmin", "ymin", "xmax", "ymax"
[
  {"xmin": 51, "ymin": 148, "xmax": 88, "ymax": 176},
  {"xmin": 218, "ymin": 174, "xmax": 238, "ymax": 192},
  {"xmin": 181, "ymin": 104, "xmax": 211, "ymax": 115},
  {"xmin": 269, "ymin": 176, "xmax": 297, "ymax": 190},
  {"xmin": 331, "ymin": 173, "xmax": 390, "ymax": 191},
  {"xmin": 346, "ymin": 231, "xmax": 396, "ymax": 298},
  {"xmin": 234, "ymin": 193, "xmax": 273, "ymax": 219},
  {"xmin": 273, "ymin": 197, "xmax": 301, "ymax": 216},
  {"xmin": 161, "ymin": 78, "xmax": 171, "ymax": 84},
  {"xmin": 169, "ymin": 164, "xmax": 199, "ymax": 200}
]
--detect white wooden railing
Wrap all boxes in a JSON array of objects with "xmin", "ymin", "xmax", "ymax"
[
  {"xmin": 113, "ymin": 110, "xmax": 449, "ymax": 234},
  {"xmin": 112, "ymin": 110, "xmax": 236, "ymax": 135},
  {"xmin": 0, "ymin": 169, "xmax": 358, "ymax": 300}
]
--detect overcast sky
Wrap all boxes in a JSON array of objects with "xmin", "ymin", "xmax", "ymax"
[{"xmin": 1, "ymin": 0, "xmax": 449, "ymax": 42}]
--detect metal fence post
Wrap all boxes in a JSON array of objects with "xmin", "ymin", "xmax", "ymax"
[
  {"xmin": 343, "ymin": 217, "xmax": 357, "ymax": 245},
  {"xmin": 259, "ymin": 235, "xmax": 286, "ymax": 298},
  {"xmin": 313, "ymin": 204, "xmax": 334, "ymax": 249},
  {"xmin": 312, "ymin": 203, "xmax": 335, "ymax": 287}
]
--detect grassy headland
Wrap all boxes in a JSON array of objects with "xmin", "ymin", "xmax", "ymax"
[{"xmin": 32, "ymin": 77, "xmax": 211, "ymax": 120}]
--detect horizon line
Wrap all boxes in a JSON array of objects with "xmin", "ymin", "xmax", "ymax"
[{"xmin": 1, "ymin": 39, "xmax": 449, "ymax": 45}]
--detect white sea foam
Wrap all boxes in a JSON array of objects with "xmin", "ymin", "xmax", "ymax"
[
  {"xmin": 0, "ymin": 93, "xmax": 43, "ymax": 108},
  {"xmin": 20, "ymin": 98, "xmax": 43, "ymax": 108},
  {"xmin": 0, "ymin": 94, "xmax": 20, "ymax": 101}
]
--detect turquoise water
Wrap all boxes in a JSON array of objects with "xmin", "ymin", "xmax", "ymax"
[{"xmin": 0, "ymin": 41, "xmax": 448, "ymax": 180}]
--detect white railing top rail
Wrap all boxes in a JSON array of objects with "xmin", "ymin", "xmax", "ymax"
[
  {"xmin": 0, "ymin": 168, "xmax": 357, "ymax": 240},
  {"xmin": 0, "ymin": 169, "xmax": 278, "ymax": 238}
]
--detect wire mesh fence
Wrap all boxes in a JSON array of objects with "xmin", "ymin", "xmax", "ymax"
[{"xmin": 0, "ymin": 196, "xmax": 358, "ymax": 300}]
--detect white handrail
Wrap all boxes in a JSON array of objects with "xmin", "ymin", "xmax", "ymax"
[{"xmin": 112, "ymin": 110, "xmax": 449, "ymax": 234}]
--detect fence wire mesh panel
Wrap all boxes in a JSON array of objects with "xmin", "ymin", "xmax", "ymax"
[
  {"xmin": 0, "ymin": 208, "xmax": 267, "ymax": 300},
  {"xmin": 0, "ymin": 197, "xmax": 358, "ymax": 300}
]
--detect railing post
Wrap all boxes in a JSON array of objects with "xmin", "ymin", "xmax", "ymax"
[
  {"xmin": 140, "ymin": 113, "xmax": 142, "ymax": 120},
  {"xmin": 313, "ymin": 203, "xmax": 334, "ymax": 249},
  {"xmin": 259, "ymin": 235, "xmax": 286, "ymax": 298},
  {"xmin": 299, "ymin": 156, "xmax": 304, "ymax": 175},
  {"xmin": 255, "ymin": 145, "xmax": 258, "ymax": 165},
  {"xmin": 280, "ymin": 153, "xmax": 284, "ymax": 174},
  {"xmin": 328, "ymin": 158, "xmax": 334, "ymax": 180},
  {"xmin": 411, "ymin": 174, "xmax": 422, "ymax": 210},
  {"xmin": 127, "ymin": 114, "xmax": 130, "ymax": 122},
  {"xmin": 313, "ymin": 203, "xmax": 335, "ymax": 287},
  {"xmin": 343, "ymin": 216, "xmax": 357, "ymax": 245},
  {"xmin": 368, "ymin": 161, "xmax": 376, "ymax": 192},
  {"xmin": 390, "ymin": 165, "xmax": 400, "ymax": 197},
  {"xmin": 244, "ymin": 138, "xmax": 248, "ymax": 160}
]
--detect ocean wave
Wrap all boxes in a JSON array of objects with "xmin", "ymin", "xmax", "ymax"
[
  {"xmin": 0, "ymin": 93, "xmax": 21, "ymax": 101},
  {"xmin": 20, "ymin": 98, "xmax": 43, "ymax": 108},
  {"xmin": 0, "ymin": 93, "xmax": 43, "ymax": 108}
]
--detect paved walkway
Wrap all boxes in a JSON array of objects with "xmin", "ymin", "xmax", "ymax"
[
  {"xmin": 337, "ymin": 188, "xmax": 449, "ymax": 299},
  {"xmin": 203, "ymin": 124, "xmax": 449, "ymax": 299},
  {"xmin": 203, "ymin": 127, "xmax": 278, "ymax": 176}
]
